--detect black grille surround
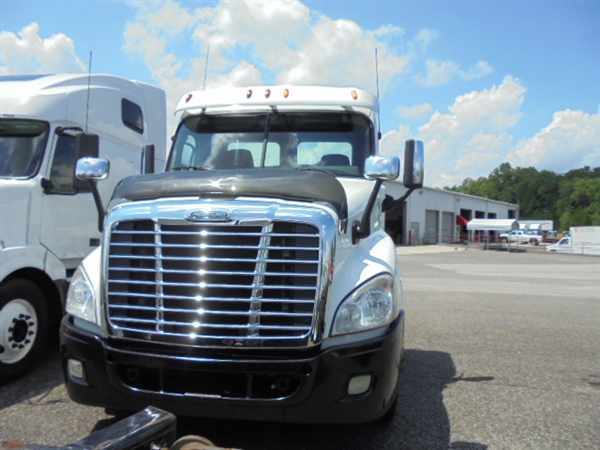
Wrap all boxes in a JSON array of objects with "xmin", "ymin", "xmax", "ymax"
[{"xmin": 105, "ymin": 219, "xmax": 321, "ymax": 348}]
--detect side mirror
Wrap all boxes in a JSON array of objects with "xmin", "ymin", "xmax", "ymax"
[
  {"xmin": 403, "ymin": 139, "xmax": 424, "ymax": 189},
  {"xmin": 364, "ymin": 155, "xmax": 400, "ymax": 181},
  {"xmin": 76, "ymin": 157, "xmax": 110, "ymax": 181},
  {"xmin": 75, "ymin": 157, "xmax": 110, "ymax": 233},
  {"xmin": 141, "ymin": 145, "xmax": 155, "ymax": 174}
]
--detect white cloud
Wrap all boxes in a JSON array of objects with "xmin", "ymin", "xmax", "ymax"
[
  {"xmin": 397, "ymin": 102, "xmax": 433, "ymax": 120},
  {"xmin": 416, "ymin": 58, "xmax": 493, "ymax": 87},
  {"xmin": 414, "ymin": 28, "xmax": 439, "ymax": 50},
  {"xmin": 383, "ymin": 76, "xmax": 525, "ymax": 186},
  {"xmin": 277, "ymin": 17, "xmax": 409, "ymax": 89},
  {"xmin": 508, "ymin": 110, "xmax": 600, "ymax": 171},
  {"xmin": 123, "ymin": 0, "xmax": 415, "ymax": 133},
  {"xmin": 0, "ymin": 22, "xmax": 84, "ymax": 74},
  {"xmin": 380, "ymin": 125, "xmax": 411, "ymax": 159},
  {"xmin": 385, "ymin": 76, "xmax": 600, "ymax": 186}
]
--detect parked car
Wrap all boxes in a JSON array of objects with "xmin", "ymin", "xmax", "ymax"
[
  {"xmin": 61, "ymin": 85, "xmax": 425, "ymax": 423},
  {"xmin": 499, "ymin": 230, "xmax": 542, "ymax": 245},
  {"xmin": 0, "ymin": 74, "xmax": 166, "ymax": 379}
]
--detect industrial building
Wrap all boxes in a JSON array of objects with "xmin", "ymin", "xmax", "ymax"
[{"xmin": 383, "ymin": 182, "xmax": 519, "ymax": 245}]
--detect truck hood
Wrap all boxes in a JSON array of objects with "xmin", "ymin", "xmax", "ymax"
[
  {"xmin": 111, "ymin": 169, "xmax": 349, "ymax": 222},
  {"xmin": 0, "ymin": 178, "xmax": 34, "ymax": 247}
]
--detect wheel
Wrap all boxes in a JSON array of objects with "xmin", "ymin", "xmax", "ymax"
[
  {"xmin": 0, "ymin": 279, "xmax": 48, "ymax": 380},
  {"xmin": 529, "ymin": 238, "xmax": 539, "ymax": 246},
  {"xmin": 169, "ymin": 435, "xmax": 216, "ymax": 450}
]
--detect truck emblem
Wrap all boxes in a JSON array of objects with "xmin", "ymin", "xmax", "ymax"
[{"xmin": 186, "ymin": 209, "xmax": 231, "ymax": 223}]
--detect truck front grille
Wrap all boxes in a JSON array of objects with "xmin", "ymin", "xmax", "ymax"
[{"xmin": 106, "ymin": 220, "xmax": 321, "ymax": 347}]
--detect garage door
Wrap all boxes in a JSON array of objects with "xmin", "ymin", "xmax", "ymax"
[
  {"xmin": 441, "ymin": 212, "xmax": 455, "ymax": 243},
  {"xmin": 424, "ymin": 209, "xmax": 439, "ymax": 244}
]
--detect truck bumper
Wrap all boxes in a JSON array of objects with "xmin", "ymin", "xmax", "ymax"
[{"xmin": 60, "ymin": 313, "xmax": 404, "ymax": 423}]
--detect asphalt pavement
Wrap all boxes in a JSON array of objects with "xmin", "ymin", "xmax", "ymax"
[{"xmin": 1, "ymin": 248, "xmax": 599, "ymax": 449}]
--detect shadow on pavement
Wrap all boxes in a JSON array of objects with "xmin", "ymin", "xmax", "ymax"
[
  {"xmin": 142, "ymin": 349, "xmax": 489, "ymax": 450},
  {"xmin": 0, "ymin": 349, "xmax": 64, "ymax": 410}
]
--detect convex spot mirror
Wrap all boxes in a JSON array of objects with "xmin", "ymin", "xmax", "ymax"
[
  {"xmin": 76, "ymin": 157, "xmax": 110, "ymax": 181},
  {"xmin": 403, "ymin": 139, "xmax": 424, "ymax": 189},
  {"xmin": 364, "ymin": 155, "xmax": 400, "ymax": 181}
]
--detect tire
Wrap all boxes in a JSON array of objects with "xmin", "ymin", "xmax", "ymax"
[
  {"xmin": 0, "ymin": 279, "xmax": 49, "ymax": 381},
  {"xmin": 529, "ymin": 238, "xmax": 539, "ymax": 246}
]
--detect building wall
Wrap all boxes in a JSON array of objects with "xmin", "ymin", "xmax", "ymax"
[{"xmin": 383, "ymin": 182, "xmax": 519, "ymax": 245}]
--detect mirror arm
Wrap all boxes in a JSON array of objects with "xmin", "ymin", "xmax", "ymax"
[
  {"xmin": 352, "ymin": 179, "xmax": 383, "ymax": 244},
  {"xmin": 383, "ymin": 187, "xmax": 417, "ymax": 214},
  {"xmin": 88, "ymin": 180, "xmax": 105, "ymax": 232}
]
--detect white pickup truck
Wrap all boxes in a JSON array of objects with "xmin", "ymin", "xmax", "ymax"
[
  {"xmin": 60, "ymin": 85, "xmax": 424, "ymax": 423},
  {"xmin": 499, "ymin": 230, "xmax": 542, "ymax": 245}
]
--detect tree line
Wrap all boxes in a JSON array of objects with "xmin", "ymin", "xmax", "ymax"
[{"xmin": 447, "ymin": 163, "xmax": 600, "ymax": 231}]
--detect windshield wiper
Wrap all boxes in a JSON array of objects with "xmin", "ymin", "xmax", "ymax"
[{"xmin": 171, "ymin": 165, "xmax": 208, "ymax": 171}]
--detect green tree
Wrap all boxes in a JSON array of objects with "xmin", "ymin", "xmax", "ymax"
[{"xmin": 448, "ymin": 164, "xmax": 600, "ymax": 231}]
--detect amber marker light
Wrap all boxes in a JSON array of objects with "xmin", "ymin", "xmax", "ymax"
[{"xmin": 283, "ymin": 88, "xmax": 290, "ymax": 98}]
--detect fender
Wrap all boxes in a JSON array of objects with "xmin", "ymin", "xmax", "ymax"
[
  {"xmin": 0, "ymin": 245, "xmax": 66, "ymax": 285},
  {"xmin": 323, "ymin": 229, "xmax": 397, "ymax": 339}
]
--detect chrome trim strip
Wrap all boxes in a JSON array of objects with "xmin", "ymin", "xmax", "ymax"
[
  {"xmin": 154, "ymin": 221, "xmax": 164, "ymax": 333},
  {"xmin": 248, "ymin": 223, "xmax": 272, "ymax": 337},
  {"xmin": 111, "ymin": 317, "xmax": 311, "ymax": 331},
  {"xmin": 107, "ymin": 279, "xmax": 316, "ymax": 291},
  {"xmin": 108, "ymin": 266, "xmax": 318, "ymax": 278},
  {"xmin": 108, "ymin": 304, "xmax": 313, "ymax": 317},
  {"xmin": 113, "ymin": 325, "xmax": 311, "ymax": 338},
  {"xmin": 109, "ymin": 254, "xmax": 319, "ymax": 264},
  {"xmin": 112, "ymin": 230, "xmax": 319, "ymax": 238},
  {"xmin": 110, "ymin": 242, "xmax": 319, "ymax": 251},
  {"xmin": 107, "ymin": 291, "xmax": 315, "ymax": 304}
]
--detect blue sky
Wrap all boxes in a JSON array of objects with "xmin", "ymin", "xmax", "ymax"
[{"xmin": 2, "ymin": 0, "xmax": 599, "ymax": 185}]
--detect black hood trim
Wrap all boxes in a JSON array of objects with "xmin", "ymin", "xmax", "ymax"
[{"xmin": 111, "ymin": 169, "xmax": 348, "ymax": 221}]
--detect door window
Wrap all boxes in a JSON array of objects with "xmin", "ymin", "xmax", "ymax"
[{"xmin": 47, "ymin": 133, "xmax": 94, "ymax": 195}]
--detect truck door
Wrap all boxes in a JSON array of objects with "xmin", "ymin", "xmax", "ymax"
[{"xmin": 40, "ymin": 130, "xmax": 100, "ymax": 271}]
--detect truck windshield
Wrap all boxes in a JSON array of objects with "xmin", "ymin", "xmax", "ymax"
[
  {"xmin": 0, "ymin": 119, "xmax": 49, "ymax": 178},
  {"xmin": 168, "ymin": 112, "xmax": 373, "ymax": 177}
]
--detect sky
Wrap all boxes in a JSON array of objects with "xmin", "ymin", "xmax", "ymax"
[{"xmin": 1, "ymin": 0, "xmax": 599, "ymax": 186}]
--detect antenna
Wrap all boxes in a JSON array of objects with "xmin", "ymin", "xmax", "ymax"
[
  {"xmin": 202, "ymin": 43, "xmax": 210, "ymax": 90},
  {"xmin": 375, "ymin": 48, "xmax": 382, "ymax": 140},
  {"xmin": 85, "ymin": 50, "xmax": 93, "ymax": 133}
]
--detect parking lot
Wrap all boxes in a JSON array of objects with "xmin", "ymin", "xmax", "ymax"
[{"xmin": 1, "ymin": 248, "xmax": 599, "ymax": 449}]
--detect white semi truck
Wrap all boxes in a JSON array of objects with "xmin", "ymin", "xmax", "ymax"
[
  {"xmin": 0, "ymin": 74, "xmax": 166, "ymax": 379},
  {"xmin": 60, "ymin": 85, "xmax": 423, "ymax": 423}
]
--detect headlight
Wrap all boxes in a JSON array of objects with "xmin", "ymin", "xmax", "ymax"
[
  {"xmin": 332, "ymin": 274, "xmax": 395, "ymax": 336},
  {"xmin": 66, "ymin": 266, "xmax": 97, "ymax": 324}
]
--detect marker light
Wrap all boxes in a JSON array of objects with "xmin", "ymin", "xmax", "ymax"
[
  {"xmin": 185, "ymin": 94, "xmax": 193, "ymax": 103},
  {"xmin": 351, "ymin": 90, "xmax": 358, "ymax": 100},
  {"xmin": 283, "ymin": 88, "xmax": 290, "ymax": 98},
  {"xmin": 246, "ymin": 89, "xmax": 253, "ymax": 98},
  {"xmin": 265, "ymin": 88, "xmax": 271, "ymax": 98}
]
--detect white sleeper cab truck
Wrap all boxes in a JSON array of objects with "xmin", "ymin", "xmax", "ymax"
[
  {"xmin": 61, "ymin": 86, "xmax": 423, "ymax": 423},
  {"xmin": 0, "ymin": 74, "xmax": 166, "ymax": 379}
]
